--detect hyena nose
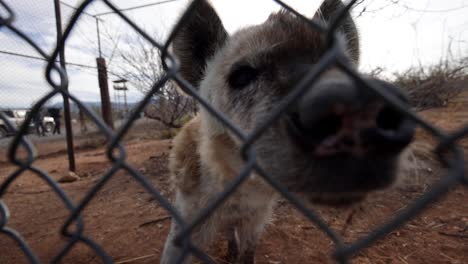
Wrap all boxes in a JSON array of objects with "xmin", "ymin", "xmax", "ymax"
[{"xmin": 287, "ymin": 79, "xmax": 415, "ymax": 157}]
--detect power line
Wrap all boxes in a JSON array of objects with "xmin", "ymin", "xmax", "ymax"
[
  {"xmin": 94, "ymin": 0, "xmax": 180, "ymax": 17},
  {"xmin": 0, "ymin": 49, "xmax": 97, "ymax": 69},
  {"xmin": 59, "ymin": 0, "xmax": 180, "ymax": 58},
  {"xmin": 404, "ymin": 5, "xmax": 468, "ymax": 13},
  {"xmin": 0, "ymin": 49, "xmax": 124, "ymax": 78},
  {"xmin": 386, "ymin": 0, "xmax": 468, "ymax": 13},
  {"xmin": 60, "ymin": 0, "xmax": 181, "ymax": 17},
  {"xmin": 59, "ymin": 0, "xmax": 95, "ymax": 18}
]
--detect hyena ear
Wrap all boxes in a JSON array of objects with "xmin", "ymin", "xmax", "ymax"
[
  {"xmin": 314, "ymin": 0, "xmax": 360, "ymax": 64},
  {"xmin": 172, "ymin": 0, "xmax": 228, "ymax": 89}
]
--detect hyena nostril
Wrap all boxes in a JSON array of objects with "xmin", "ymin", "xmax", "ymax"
[
  {"xmin": 364, "ymin": 105, "xmax": 416, "ymax": 154},
  {"xmin": 290, "ymin": 98, "xmax": 415, "ymax": 156},
  {"xmin": 289, "ymin": 110, "xmax": 342, "ymax": 137},
  {"xmin": 287, "ymin": 109, "xmax": 344, "ymax": 152},
  {"xmin": 306, "ymin": 113, "xmax": 342, "ymax": 142},
  {"xmin": 376, "ymin": 106, "xmax": 404, "ymax": 131}
]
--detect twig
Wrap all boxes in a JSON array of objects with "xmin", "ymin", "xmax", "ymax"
[
  {"xmin": 397, "ymin": 255, "xmax": 409, "ymax": 264},
  {"xmin": 115, "ymin": 254, "xmax": 157, "ymax": 264},
  {"xmin": 438, "ymin": 231, "xmax": 468, "ymax": 239},
  {"xmin": 341, "ymin": 205, "xmax": 364, "ymax": 236},
  {"xmin": 439, "ymin": 252, "xmax": 457, "ymax": 262},
  {"xmin": 270, "ymin": 226, "xmax": 315, "ymax": 250},
  {"xmin": 13, "ymin": 190, "xmax": 53, "ymax": 195},
  {"xmin": 139, "ymin": 215, "xmax": 171, "ymax": 227}
]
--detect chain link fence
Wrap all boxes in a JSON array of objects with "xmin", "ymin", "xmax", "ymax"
[
  {"xmin": 0, "ymin": 0, "xmax": 114, "ymax": 142},
  {"xmin": 0, "ymin": 0, "xmax": 467, "ymax": 263}
]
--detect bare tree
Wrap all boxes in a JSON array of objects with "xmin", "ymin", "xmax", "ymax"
[
  {"xmin": 111, "ymin": 33, "xmax": 196, "ymax": 128},
  {"xmin": 353, "ymin": 0, "xmax": 403, "ymax": 18}
]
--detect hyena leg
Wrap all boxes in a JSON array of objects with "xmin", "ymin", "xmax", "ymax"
[
  {"xmin": 227, "ymin": 226, "xmax": 256, "ymax": 264},
  {"xmin": 161, "ymin": 193, "xmax": 220, "ymax": 264},
  {"xmin": 227, "ymin": 205, "xmax": 273, "ymax": 264},
  {"xmin": 161, "ymin": 218, "xmax": 187, "ymax": 264}
]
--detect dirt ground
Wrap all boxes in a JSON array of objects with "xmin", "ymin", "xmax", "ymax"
[{"xmin": 1, "ymin": 99, "xmax": 467, "ymax": 264}]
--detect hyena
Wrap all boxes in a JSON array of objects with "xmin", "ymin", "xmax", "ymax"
[{"xmin": 161, "ymin": 0, "xmax": 415, "ymax": 263}]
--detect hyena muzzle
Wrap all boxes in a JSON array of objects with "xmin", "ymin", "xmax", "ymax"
[{"xmin": 161, "ymin": 0, "xmax": 416, "ymax": 263}]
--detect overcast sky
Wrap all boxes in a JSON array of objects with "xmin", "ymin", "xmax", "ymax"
[{"xmin": 0, "ymin": 0, "xmax": 467, "ymax": 108}]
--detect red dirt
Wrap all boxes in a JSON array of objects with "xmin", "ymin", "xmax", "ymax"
[{"xmin": 1, "ymin": 106, "xmax": 467, "ymax": 263}]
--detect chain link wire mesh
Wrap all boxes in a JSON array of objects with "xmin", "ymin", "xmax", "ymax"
[
  {"xmin": 0, "ymin": 0, "xmax": 118, "ymax": 141},
  {"xmin": 0, "ymin": 0, "xmax": 467, "ymax": 263}
]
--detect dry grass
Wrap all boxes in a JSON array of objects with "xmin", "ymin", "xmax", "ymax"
[
  {"xmin": 393, "ymin": 58, "xmax": 468, "ymax": 110},
  {"xmin": 369, "ymin": 57, "xmax": 468, "ymax": 111}
]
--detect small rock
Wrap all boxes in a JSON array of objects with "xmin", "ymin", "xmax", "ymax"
[{"xmin": 58, "ymin": 171, "xmax": 80, "ymax": 183}]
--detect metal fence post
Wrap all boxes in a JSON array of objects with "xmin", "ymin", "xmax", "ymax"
[{"xmin": 53, "ymin": 0, "xmax": 76, "ymax": 172}]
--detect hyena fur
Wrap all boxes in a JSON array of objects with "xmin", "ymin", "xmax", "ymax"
[{"xmin": 161, "ymin": 0, "xmax": 415, "ymax": 263}]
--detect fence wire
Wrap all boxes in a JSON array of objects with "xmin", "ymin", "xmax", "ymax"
[{"xmin": 0, "ymin": 0, "xmax": 467, "ymax": 263}]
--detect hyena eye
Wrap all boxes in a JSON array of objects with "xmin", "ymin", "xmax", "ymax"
[{"xmin": 228, "ymin": 65, "xmax": 259, "ymax": 89}]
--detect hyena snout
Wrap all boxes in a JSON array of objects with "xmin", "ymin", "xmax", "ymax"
[{"xmin": 287, "ymin": 78, "xmax": 416, "ymax": 158}]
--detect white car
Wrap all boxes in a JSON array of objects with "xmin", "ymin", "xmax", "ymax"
[
  {"xmin": 0, "ymin": 109, "xmax": 55, "ymax": 138},
  {"xmin": 43, "ymin": 116, "xmax": 55, "ymax": 132}
]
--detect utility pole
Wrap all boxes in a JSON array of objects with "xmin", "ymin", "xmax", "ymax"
[
  {"xmin": 54, "ymin": 0, "xmax": 76, "ymax": 172},
  {"xmin": 96, "ymin": 57, "xmax": 113, "ymax": 129},
  {"xmin": 58, "ymin": 1, "xmax": 112, "ymax": 129},
  {"xmin": 59, "ymin": 1, "xmax": 182, "ymax": 130},
  {"xmin": 95, "ymin": 18, "xmax": 114, "ymax": 129}
]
